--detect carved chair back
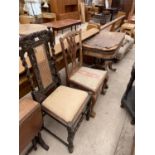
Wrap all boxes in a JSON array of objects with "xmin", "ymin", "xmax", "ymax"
[
  {"xmin": 59, "ymin": 30, "xmax": 83, "ymax": 81},
  {"xmin": 19, "ymin": 29, "xmax": 61, "ymax": 103}
]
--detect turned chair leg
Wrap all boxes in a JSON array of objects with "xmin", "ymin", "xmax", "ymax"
[
  {"xmin": 90, "ymin": 97, "xmax": 96, "ymax": 118},
  {"xmin": 32, "ymin": 138, "xmax": 37, "ymax": 150},
  {"xmin": 101, "ymin": 77, "xmax": 108, "ymax": 95},
  {"xmin": 67, "ymin": 127, "xmax": 75, "ymax": 153},
  {"xmin": 37, "ymin": 132, "xmax": 49, "ymax": 151}
]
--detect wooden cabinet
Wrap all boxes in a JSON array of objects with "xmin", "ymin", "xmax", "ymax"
[
  {"xmin": 111, "ymin": 0, "xmax": 134, "ymax": 17},
  {"xmin": 50, "ymin": 0, "xmax": 80, "ymax": 20}
]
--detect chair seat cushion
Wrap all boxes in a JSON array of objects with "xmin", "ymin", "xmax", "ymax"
[
  {"xmin": 70, "ymin": 67, "xmax": 107, "ymax": 92},
  {"xmin": 42, "ymin": 86, "xmax": 89, "ymax": 123}
]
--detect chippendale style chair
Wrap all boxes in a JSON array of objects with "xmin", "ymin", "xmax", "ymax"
[
  {"xmin": 59, "ymin": 30, "xmax": 108, "ymax": 118},
  {"xmin": 19, "ymin": 29, "xmax": 92, "ymax": 153}
]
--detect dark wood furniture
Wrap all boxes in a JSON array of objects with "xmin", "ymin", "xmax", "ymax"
[
  {"xmin": 59, "ymin": 30, "xmax": 108, "ymax": 118},
  {"xmin": 82, "ymin": 30, "xmax": 125, "ymax": 71},
  {"xmin": 19, "ymin": 27, "xmax": 99, "ymax": 98},
  {"xmin": 50, "ymin": 0, "xmax": 80, "ymax": 20},
  {"xmin": 19, "ymin": 97, "xmax": 49, "ymax": 154},
  {"xmin": 87, "ymin": 14, "xmax": 125, "ymax": 31},
  {"xmin": 111, "ymin": 0, "xmax": 134, "ymax": 18},
  {"xmin": 19, "ymin": 29, "xmax": 92, "ymax": 153},
  {"xmin": 121, "ymin": 63, "xmax": 135, "ymax": 124},
  {"xmin": 43, "ymin": 19, "xmax": 81, "ymax": 34}
]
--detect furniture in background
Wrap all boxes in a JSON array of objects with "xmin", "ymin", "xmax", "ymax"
[
  {"xmin": 19, "ymin": 13, "xmax": 56, "ymax": 24},
  {"xmin": 121, "ymin": 23, "xmax": 135, "ymax": 38},
  {"xmin": 111, "ymin": 0, "xmax": 134, "ymax": 18},
  {"xmin": 115, "ymin": 35, "xmax": 134, "ymax": 61},
  {"xmin": 50, "ymin": 0, "xmax": 80, "ymax": 20},
  {"xmin": 59, "ymin": 30, "xmax": 108, "ymax": 118},
  {"xmin": 43, "ymin": 19, "xmax": 81, "ymax": 34},
  {"xmin": 19, "ymin": 29, "xmax": 92, "ymax": 153},
  {"xmin": 19, "ymin": 97, "xmax": 49, "ymax": 154},
  {"xmin": 82, "ymin": 30, "xmax": 125, "ymax": 71},
  {"xmin": 121, "ymin": 63, "xmax": 135, "ymax": 124},
  {"xmin": 19, "ymin": 24, "xmax": 47, "ymax": 36},
  {"xmin": 87, "ymin": 14, "xmax": 125, "ymax": 31}
]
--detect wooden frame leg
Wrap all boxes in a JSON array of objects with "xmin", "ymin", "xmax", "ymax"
[
  {"xmin": 86, "ymin": 99, "xmax": 91, "ymax": 121},
  {"xmin": 67, "ymin": 127, "xmax": 75, "ymax": 153},
  {"xmin": 32, "ymin": 138, "xmax": 37, "ymax": 150},
  {"xmin": 90, "ymin": 97, "xmax": 96, "ymax": 118},
  {"xmin": 37, "ymin": 132, "xmax": 49, "ymax": 151},
  {"xmin": 101, "ymin": 76, "xmax": 108, "ymax": 95},
  {"xmin": 108, "ymin": 61, "xmax": 116, "ymax": 71}
]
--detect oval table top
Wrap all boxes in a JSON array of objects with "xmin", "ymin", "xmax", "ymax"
[{"xmin": 19, "ymin": 24, "xmax": 47, "ymax": 36}]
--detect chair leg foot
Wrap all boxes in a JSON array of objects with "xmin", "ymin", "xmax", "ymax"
[
  {"xmin": 32, "ymin": 138, "xmax": 37, "ymax": 150},
  {"xmin": 38, "ymin": 132, "xmax": 49, "ymax": 151},
  {"xmin": 67, "ymin": 128, "xmax": 74, "ymax": 153},
  {"xmin": 108, "ymin": 61, "xmax": 116, "ymax": 71},
  {"xmin": 90, "ymin": 110, "xmax": 96, "ymax": 118},
  {"xmin": 120, "ymin": 103, "xmax": 124, "ymax": 108},
  {"xmin": 131, "ymin": 118, "xmax": 135, "ymax": 125}
]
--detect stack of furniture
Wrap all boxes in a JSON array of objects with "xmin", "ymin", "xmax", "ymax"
[{"xmin": 50, "ymin": 0, "xmax": 80, "ymax": 20}]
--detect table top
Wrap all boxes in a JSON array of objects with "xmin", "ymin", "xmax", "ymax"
[
  {"xmin": 83, "ymin": 31, "xmax": 125, "ymax": 51},
  {"xmin": 43, "ymin": 19, "xmax": 81, "ymax": 29},
  {"xmin": 19, "ymin": 24, "xmax": 47, "ymax": 36}
]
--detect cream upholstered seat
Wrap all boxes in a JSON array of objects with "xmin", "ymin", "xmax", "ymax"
[
  {"xmin": 42, "ymin": 86, "xmax": 89, "ymax": 123},
  {"xmin": 70, "ymin": 67, "xmax": 107, "ymax": 92}
]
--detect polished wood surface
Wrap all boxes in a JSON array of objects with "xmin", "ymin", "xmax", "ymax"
[
  {"xmin": 50, "ymin": 0, "xmax": 79, "ymax": 20},
  {"xmin": 19, "ymin": 24, "xmax": 47, "ymax": 36},
  {"xmin": 83, "ymin": 31, "xmax": 125, "ymax": 51},
  {"xmin": 82, "ymin": 30, "xmax": 125, "ymax": 71},
  {"xmin": 43, "ymin": 19, "xmax": 81, "ymax": 31}
]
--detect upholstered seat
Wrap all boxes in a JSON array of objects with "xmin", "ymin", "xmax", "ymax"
[
  {"xmin": 70, "ymin": 67, "xmax": 107, "ymax": 92},
  {"xmin": 42, "ymin": 86, "xmax": 89, "ymax": 123}
]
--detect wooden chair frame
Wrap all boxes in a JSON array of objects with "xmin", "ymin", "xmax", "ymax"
[
  {"xmin": 19, "ymin": 29, "xmax": 91, "ymax": 153},
  {"xmin": 60, "ymin": 30, "xmax": 108, "ymax": 117}
]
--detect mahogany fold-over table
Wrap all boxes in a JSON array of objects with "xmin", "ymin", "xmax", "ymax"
[
  {"xmin": 82, "ymin": 30, "xmax": 125, "ymax": 71},
  {"xmin": 43, "ymin": 19, "xmax": 81, "ymax": 34}
]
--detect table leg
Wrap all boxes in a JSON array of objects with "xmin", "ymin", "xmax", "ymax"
[{"xmin": 110, "ymin": 11, "xmax": 114, "ymax": 21}]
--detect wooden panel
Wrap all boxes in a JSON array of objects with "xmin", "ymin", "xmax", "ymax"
[
  {"xmin": 58, "ymin": 11, "xmax": 80, "ymax": 20},
  {"xmin": 50, "ymin": 0, "xmax": 79, "ymax": 19}
]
